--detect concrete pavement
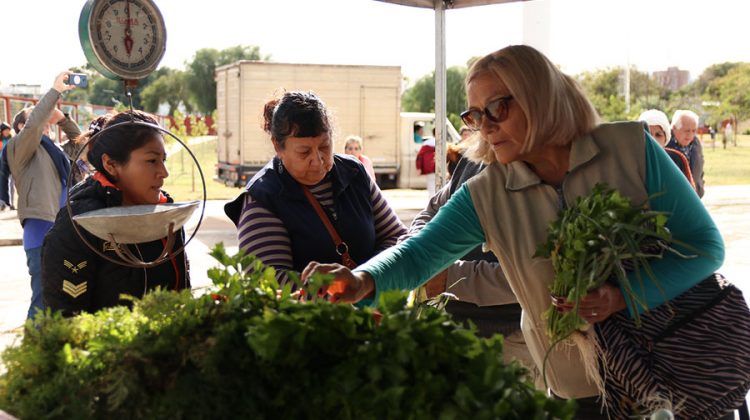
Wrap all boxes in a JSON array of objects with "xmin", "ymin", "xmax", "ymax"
[{"xmin": 0, "ymin": 210, "xmax": 21, "ymax": 247}]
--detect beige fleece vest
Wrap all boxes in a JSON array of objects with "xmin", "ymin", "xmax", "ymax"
[{"xmin": 467, "ymin": 121, "xmax": 648, "ymax": 398}]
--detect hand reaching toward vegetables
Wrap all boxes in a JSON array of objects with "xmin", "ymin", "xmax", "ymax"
[{"xmin": 301, "ymin": 262, "xmax": 375, "ymax": 303}]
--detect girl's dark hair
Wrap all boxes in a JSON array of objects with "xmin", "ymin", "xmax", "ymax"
[
  {"xmin": 262, "ymin": 91, "xmax": 331, "ymax": 148},
  {"xmin": 87, "ymin": 110, "xmax": 162, "ymax": 181}
]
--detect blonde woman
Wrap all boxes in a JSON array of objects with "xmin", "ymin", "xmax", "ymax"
[{"xmin": 302, "ymin": 45, "xmax": 732, "ymax": 419}]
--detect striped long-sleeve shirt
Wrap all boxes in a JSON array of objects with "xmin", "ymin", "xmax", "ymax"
[{"xmin": 237, "ymin": 177, "xmax": 406, "ymax": 285}]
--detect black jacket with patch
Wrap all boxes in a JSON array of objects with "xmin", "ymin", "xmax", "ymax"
[{"xmin": 41, "ymin": 176, "xmax": 190, "ymax": 317}]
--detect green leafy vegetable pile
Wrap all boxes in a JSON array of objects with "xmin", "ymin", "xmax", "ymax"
[
  {"xmin": 0, "ymin": 244, "xmax": 574, "ymax": 419},
  {"xmin": 535, "ymin": 183, "xmax": 676, "ymax": 343}
]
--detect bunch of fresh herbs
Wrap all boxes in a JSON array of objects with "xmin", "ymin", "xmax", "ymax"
[{"xmin": 535, "ymin": 183, "xmax": 679, "ymax": 343}]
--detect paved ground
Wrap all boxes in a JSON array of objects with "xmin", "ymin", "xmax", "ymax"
[{"xmin": 1, "ymin": 185, "xmax": 749, "ymax": 352}]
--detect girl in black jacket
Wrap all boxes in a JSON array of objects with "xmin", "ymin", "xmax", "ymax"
[{"xmin": 42, "ymin": 111, "xmax": 189, "ymax": 317}]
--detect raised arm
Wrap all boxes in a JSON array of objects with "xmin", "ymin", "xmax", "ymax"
[{"xmin": 7, "ymin": 73, "xmax": 75, "ymax": 170}]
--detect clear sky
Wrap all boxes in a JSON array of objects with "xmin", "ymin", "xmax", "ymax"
[{"xmin": 2, "ymin": 0, "xmax": 749, "ymax": 89}]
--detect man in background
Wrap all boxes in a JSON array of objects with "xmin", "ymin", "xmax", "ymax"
[
  {"xmin": 4, "ymin": 71, "xmax": 80, "ymax": 318},
  {"xmin": 667, "ymin": 110, "xmax": 705, "ymax": 198}
]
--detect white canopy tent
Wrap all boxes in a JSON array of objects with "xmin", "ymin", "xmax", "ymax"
[{"xmin": 374, "ymin": 0, "xmax": 530, "ymax": 189}]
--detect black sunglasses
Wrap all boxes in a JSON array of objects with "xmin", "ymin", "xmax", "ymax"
[{"xmin": 460, "ymin": 95, "xmax": 514, "ymax": 130}]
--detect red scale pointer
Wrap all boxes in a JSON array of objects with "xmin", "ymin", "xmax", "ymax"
[{"xmin": 124, "ymin": 1, "xmax": 134, "ymax": 55}]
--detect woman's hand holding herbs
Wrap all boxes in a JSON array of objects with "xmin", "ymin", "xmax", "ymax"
[{"xmin": 551, "ymin": 283, "xmax": 626, "ymax": 324}]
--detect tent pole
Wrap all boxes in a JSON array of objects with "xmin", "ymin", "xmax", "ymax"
[{"xmin": 434, "ymin": 0, "xmax": 447, "ymax": 191}]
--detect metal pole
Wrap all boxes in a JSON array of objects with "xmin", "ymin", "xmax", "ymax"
[{"xmin": 434, "ymin": 0, "xmax": 447, "ymax": 191}]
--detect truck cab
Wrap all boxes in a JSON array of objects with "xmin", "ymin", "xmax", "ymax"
[{"xmin": 396, "ymin": 112, "xmax": 460, "ymax": 189}]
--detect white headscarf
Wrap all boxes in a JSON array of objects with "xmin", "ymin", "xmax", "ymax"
[{"xmin": 638, "ymin": 109, "xmax": 671, "ymax": 143}]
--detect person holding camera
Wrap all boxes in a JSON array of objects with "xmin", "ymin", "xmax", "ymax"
[{"xmin": 3, "ymin": 71, "xmax": 80, "ymax": 319}]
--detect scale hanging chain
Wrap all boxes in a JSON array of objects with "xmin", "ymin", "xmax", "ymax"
[{"xmin": 123, "ymin": 79, "xmax": 136, "ymax": 121}]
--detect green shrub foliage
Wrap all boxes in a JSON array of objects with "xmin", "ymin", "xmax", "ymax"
[{"xmin": 0, "ymin": 244, "xmax": 574, "ymax": 419}]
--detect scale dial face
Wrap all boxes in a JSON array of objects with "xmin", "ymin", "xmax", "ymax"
[{"xmin": 79, "ymin": 0, "xmax": 167, "ymax": 80}]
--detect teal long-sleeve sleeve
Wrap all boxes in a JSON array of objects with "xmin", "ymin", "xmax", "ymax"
[
  {"xmin": 355, "ymin": 184, "xmax": 486, "ymax": 303},
  {"xmin": 624, "ymin": 134, "xmax": 725, "ymax": 314}
]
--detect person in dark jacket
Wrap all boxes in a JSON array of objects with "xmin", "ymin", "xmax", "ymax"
[
  {"xmin": 224, "ymin": 91, "xmax": 406, "ymax": 287},
  {"xmin": 42, "ymin": 110, "xmax": 189, "ymax": 317},
  {"xmin": 667, "ymin": 110, "xmax": 705, "ymax": 198}
]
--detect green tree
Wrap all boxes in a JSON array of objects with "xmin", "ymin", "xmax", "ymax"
[
  {"xmin": 86, "ymin": 70, "xmax": 165, "ymax": 110},
  {"xmin": 185, "ymin": 45, "xmax": 270, "ymax": 113},
  {"xmin": 691, "ymin": 62, "xmax": 741, "ymax": 97},
  {"xmin": 140, "ymin": 68, "xmax": 192, "ymax": 116},
  {"xmin": 708, "ymin": 63, "xmax": 750, "ymax": 143},
  {"xmin": 401, "ymin": 66, "xmax": 467, "ymax": 130},
  {"xmin": 87, "ymin": 76, "xmax": 126, "ymax": 107},
  {"xmin": 577, "ymin": 66, "xmax": 665, "ymax": 122}
]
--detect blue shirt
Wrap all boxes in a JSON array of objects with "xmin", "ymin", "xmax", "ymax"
[{"xmin": 23, "ymin": 181, "xmax": 66, "ymax": 251}]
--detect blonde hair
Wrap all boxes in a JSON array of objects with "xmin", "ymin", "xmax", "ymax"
[{"xmin": 465, "ymin": 45, "xmax": 599, "ymax": 164}]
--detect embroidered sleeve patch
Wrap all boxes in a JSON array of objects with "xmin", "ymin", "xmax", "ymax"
[
  {"xmin": 62, "ymin": 280, "xmax": 87, "ymax": 298},
  {"xmin": 63, "ymin": 260, "xmax": 88, "ymax": 274}
]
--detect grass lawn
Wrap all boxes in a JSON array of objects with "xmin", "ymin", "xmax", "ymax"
[
  {"xmin": 162, "ymin": 137, "xmax": 242, "ymax": 201},
  {"xmin": 702, "ymin": 134, "xmax": 750, "ymax": 186}
]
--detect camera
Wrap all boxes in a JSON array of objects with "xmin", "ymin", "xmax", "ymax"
[{"xmin": 65, "ymin": 73, "xmax": 88, "ymax": 88}]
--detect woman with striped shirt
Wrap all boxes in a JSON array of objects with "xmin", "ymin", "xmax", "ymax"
[{"xmin": 224, "ymin": 91, "xmax": 406, "ymax": 286}]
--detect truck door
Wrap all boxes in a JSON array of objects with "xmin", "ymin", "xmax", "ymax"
[
  {"xmin": 360, "ymin": 85, "xmax": 399, "ymax": 187},
  {"xmin": 219, "ymin": 66, "xmax": 242, "ymax": 165}
]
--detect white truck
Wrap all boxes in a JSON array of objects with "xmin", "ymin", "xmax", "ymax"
[{"xmin": 214, "ymin": 61, "xmax": 458, "ymax": 189}]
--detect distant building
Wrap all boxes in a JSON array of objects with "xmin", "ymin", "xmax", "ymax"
[
  {"xmin": 0, "ymin": 84, "xmax": 43, "ymax": 98},
  {"xmin": 653, "ymin": 67, "xmax": 690, "ymax": 91}
]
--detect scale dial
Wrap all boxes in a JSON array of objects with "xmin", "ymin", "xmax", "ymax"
[{"xmin": 79, "ymin": 0, "xmax": 167, "ymax": 80}]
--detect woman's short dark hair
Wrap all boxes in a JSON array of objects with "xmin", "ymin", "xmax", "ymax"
[
  {"xmin": 87, "ymin": 110, "xmax": 162, "ymax": 181},
  {"xmin": 262, "ymin": 91, "xmax": 332, "ymax": 148}
]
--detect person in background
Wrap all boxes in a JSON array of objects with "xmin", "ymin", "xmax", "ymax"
[
  {"xmin": 343, "ymin": 135, "xmax": 376, "ymax": 181},
  {"xmin": 667, "ymin": 110, "xmax": 704, "ymax": 198},
  {"xmin": 446, "ymin": 125, "xmax": 475, "ymax": 179},
  {"xmin": 224, "ymin": 91, "xmax": 406, "ymax": 287},
  {"xmin": 401, "ymin": 142, "xmax": 536, "ymax": 386},
  {"xmin": 302, "ymin": 45, "xmax": 725, "ymax": 418},
  {"xmin": 413, "ymin": 121, "xmax": 425, "ymax": 144},
  {"xmin": 723, "ymin": 122, "xmax": 733, "ymax": 149},
  {"xmin": 416, "ymin": 131, "xmax": 436, "ymax": 196},
  {"xmin": 459, "ymin": 125, "xmax": 472, "ymax": 142},
  {"xmin": 638, "ymin": 109, "xmax": 696, "ymax": 191},
  {"xmin": 42, "ymin": 110, "xmax": 190, "ymax": 317},
  {"xmin": 4, "ymin": 72, "xmax": 81, "ymax": 318},
  {"xmin": 0, "ymin": 122, "xmax": 16, "ymax": 210},
  {"xmin": 0, "ymin": 122, "xmax": 11, "ymax": 149},
  {"xmin": 64, "ymin": 115, "xmax": 108, "ymax": 185}
]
